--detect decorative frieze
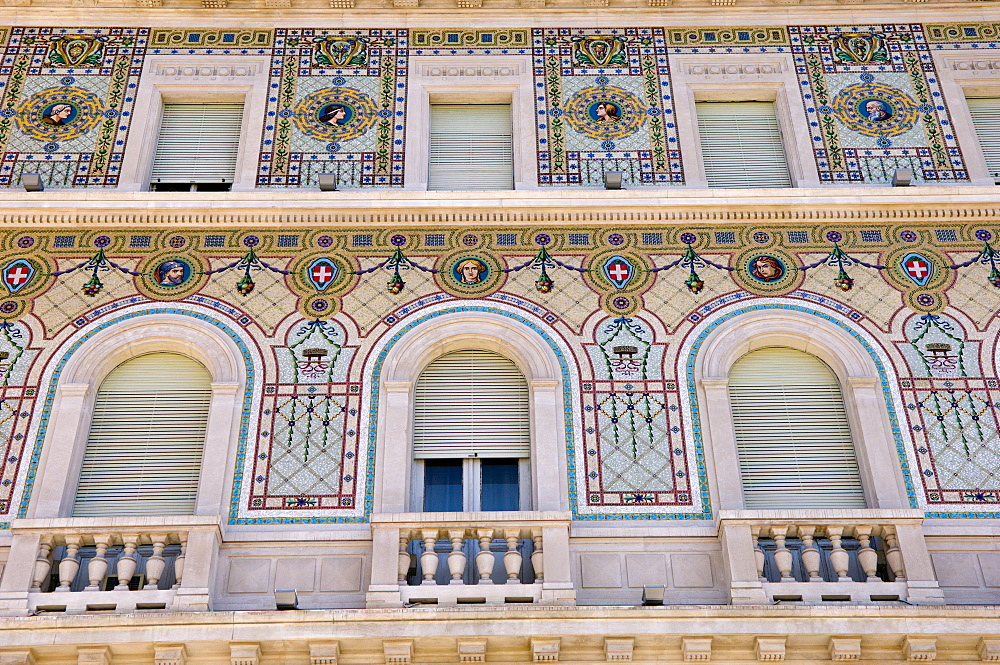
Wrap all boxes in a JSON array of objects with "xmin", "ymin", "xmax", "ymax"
[
  {"xmin": 684, "ymin": 62, "xmax": 784, "ymax": 75},
  {"xmin": 154, "ymin": 63, "xmax": 261, "ymax": 78}
]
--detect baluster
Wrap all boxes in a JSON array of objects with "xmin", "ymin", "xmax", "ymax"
[
  {"xmin": 750, "ymin": 526, "xmax": 766, "ymax": 582},
  {"xmin": 172, "ymin": 533, "xmax": 188, "ymax": 588},
  {"xmin": 770, "ymin": 526, "xmax": 794, "ymax": 582},
  {"xmin": 854, "ymin": 526, "xmax": 879, "ymax": 581},
  {"xmin": 419, "ymin": 529, "xmax": 439, "ymax": 585},
  {"xmin": 798, "ymin": 526, "xmax": 822, "ymax": 582},
  {"xmin": 826, "ymin": 526, "xmax": 851, "ymax": 581},
  {"xmin": 56, "ymin": 535, "xmax": 82, "ymax": 592},
  {"xmin": 397, "ymin": 533, "xmax": 411, "ymax": 585},
  {"xmin": 882, "ymin": 526, "xmax": 906, "ymax": 582},
  {"xmin": 144, "ymin": 534, "xmax": 168, "ymax": 589},
  {"xmin": 85, "ymin": 533, "xmax": 112, "ymax": 591},
  {"xmin": 115, "ymin": 533, "xmax": 139, "ymax": 591},
  {"xmin": 476, "ymin": 529, "xmax": 495, "ymax": 584},
  {"xmin": 447, "ymin": 529, "xmax": 467, "ymax": 585},
  {"xmin": 503, "ymin": 529, "xmax": 522, "ymax": 584},
  {"xmin": 530, "ymin": 530, "xmax": 544, "ymax": 583},
  {"xmin": 31, "ymin": 536, "xmax": 54, "ymax": 591}
]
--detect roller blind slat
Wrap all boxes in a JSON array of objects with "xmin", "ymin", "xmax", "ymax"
[
  {"xmin": 150, "ymin": 104, "xmax": 244, "ymax": 183},
  {"xmin": 413, "ymin": 349, "xmax": 530, "ymax": 459},
  {"xmin": 697, "ymin": 102, "xmax": 791, "ymax": 189},
  {"xmin": 428, "ymin": 105, "xmax": 513, "ymax": 191},
  {"xmin": 73, "ymin": 353, "xmax": 212, "ymax": 517},
  {"xmin": 728, "ymin": 347, "xmax": 866, "ymax": 509}
]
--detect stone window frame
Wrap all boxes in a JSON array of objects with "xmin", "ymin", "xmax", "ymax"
[
  {"xmin": 370, "ymin": 309, "xmax": 569, "ymax": 515},
  {"xmin": 26, "ymin": 312, "xmax": 246, "ymax": 518},
  {"xmin": 402, "ymin": 55, "xmax": 537, "ymax": 191},
  {"xmin": 116, "ymin": 55, "xmax": 271, "ymax": 193},
  {"xmin": 669, "ymin": 53, "xmax": 818, "ymax": 188},
  {"xmin": 933, "ymin": 50, "xmax": 1000, "ymax": 186},
  {"xmin": 690, "ymin": 308, "xmax": 910, "ymax": 512}
]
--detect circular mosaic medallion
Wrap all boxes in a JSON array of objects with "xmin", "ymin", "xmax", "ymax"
[
  {"xmin": 138, "ymin": 253, "xmax": 206, "ymax": 301},
  {"xmin": 292, "ymin": 87, "xmax": 378, "ymax": 142},
  {"xmin": 831, "ymin": 82, "xmax": 919, "ymax": 138},
  {"xmin": 0, "ymin": 299, "xmax": 25, "ymax": 319},
  {"xmin": 563, "ymin": 85, "xmax": 647, "ymax": 141},
  {"xmin": 436, "ymin": 252, "xmax": 503, "ymax": 297},
  {"xmin": 15, "ymin": 86, "xmax": 105, "ymax": 142},
  {"xmin": 168, "ymin": 235, "xmax": 187, "ymax": 249},
  {"xmin": 300, "ymin": 293, "xmax": 342, "ymax": 319},
  {"xmin": 601, "ymin": 291, "xmax": 641, "ymax": 316},
  {"xmin": 733, "ymin": 248, "xmax": 801, "ymax": 294},
  {"xmin": 908, "ymin": 290, "xmax": 946, "ymax": 313},
  {"xmin": 747, "ymin": 254, "xmax": 786, "ymax": 283}
]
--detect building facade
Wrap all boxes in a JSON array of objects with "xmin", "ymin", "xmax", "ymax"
[{"xmin": 0, "ymin": 4, "xmax": 998, "ymax": 665}]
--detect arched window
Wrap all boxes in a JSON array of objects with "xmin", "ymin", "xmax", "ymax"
[
  {"xmin": 73, "ymin": 352, "xmax": 212, "ymax": 516},
  {"xmin": 728, "ymin": 347, "xmax": 866, "ymax": 509},
  {"xmin": 412, "ymin": 349, "xmax": 530, "ymax": 511}
]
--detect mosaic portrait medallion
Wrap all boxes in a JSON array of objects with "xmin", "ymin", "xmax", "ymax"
[
  {"xmin": 563, "ymin": 85, "xmax": 646, "ymax": 141},
  {"xmin": 292, "ymin": 87, "xmax": 378, "ymax": 142},
  {"xmin": 437, "ymin": 252, "xmax": 503, "ymax": 296},
  {"xmin": 830, "ymin": 82, "xmax": 919, "ymax": 138},
  {"xmin": 15, "ymin": 86, "xmax": 105, "ymax": 142},
  {"xmin": 152, "ymin": 258, "xmax": 192, "ymax": 288}
]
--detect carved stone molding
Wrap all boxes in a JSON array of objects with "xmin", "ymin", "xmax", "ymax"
[
  {"xmin": 755, "ymin": 638, "xmax": 786, "ymax": 662},
  {"xmin": 154, "ymin": 63, "xmax": 261, "ymax": 78},
  {"xmin": 685, "ymin": 62, "xmax": 784, "ymax": 76},
  {"xmin": 948, "ymin": 59, "xmax": 1000, "ymax": 72},
  {"xmin": 231, "ymin": 644, "xmax": 261, "ymax": 665},
  {"xmin": 532, "ymin": 639, "xmax": 561, "ymax": 663},
  {"xmin": 383, "ymin": 642, "xmax": 412, "ymax": 665},
  {"xmin": 683, "ymin": 638, "xmax": 713, "ymax": 661},
  {"xmin": 604, "ymin": 638, "xmax": 633, "ymax": 662},
  {"xmin": 420, "ymin": 63, "xmax": 523, "ymax": 77},
  {"xmin": 309, "ymin": 643, "xmax": 339, "ymax": 665},
  {"xmin": 828, "ymin": 638, "xmax": 862, "ymax": 661},
  {"xmin": 154, "ymin": 646, "xmax": 186, "ymax": 665},
  {"xmin": 979, "ymin": 639, "xmax": 1000, "ymax": 662},
  {"xmin": 457, "ymin": 641, "xmax": 486, "ymax": 663},
  {"xmin": 904, "ymin": 637, "xmax": 937, "ymax": 662}
]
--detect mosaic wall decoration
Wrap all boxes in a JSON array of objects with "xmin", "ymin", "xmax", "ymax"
[
  {"xmin": 4, "ymin": 221, "xmax": 1000, "ymax": 523},
  {"xmin": 0, "ymin": 23, "xmax": 996, "ymax": 188},
  {"xmin": 790, "ymin": 24, "xmax": 966, "ymax": 183},
  {"xmin": 0, "ymin": 27, "xmax": 147, "ymax": 188},
  {"xmin": 258, "ymin": 29, "xmax": 407, "ymax": 187}
]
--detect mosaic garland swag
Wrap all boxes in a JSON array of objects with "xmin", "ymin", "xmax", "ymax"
[{"xmin": 1, "ymin": 225, "xmax": 1000, "ymax": 525}]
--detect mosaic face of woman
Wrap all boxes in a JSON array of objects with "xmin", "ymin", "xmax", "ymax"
[
  {"xmin": 752, "ymin": 256, "xmax": 783, "ymax": 281},
  {"xmin": 596, "ymin": 102, "xmax": 620, "ymax": 123},
  {"xmin": 457, "ymin": 259, "xmax": 486, "ymax": 284}
]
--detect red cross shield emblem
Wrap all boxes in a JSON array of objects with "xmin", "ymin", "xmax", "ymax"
[
  {"xmin": 900, "ymin": 253, "xmax": 933, "ymax": 287},
  {"xmin": 2, "ymin": 259, "xmax": 35, "ymax": 294},
  {"xmin": 307, "ymin": 258, "xmax": 339, "ymax": 292},
  {"xmin": 602, "ymin": 256, "xmax": 634, "ymax": 289}
]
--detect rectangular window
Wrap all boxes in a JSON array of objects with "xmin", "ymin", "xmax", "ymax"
[
  {"xmin": 967, "ymin": 98, "xmax": 1000, "ymax": 183},
  {"xmin": 150, "ymin": 104, "xmax": 244, "ymax": 192},
  {"xmin": 480, "ymin": 459, "xmax": 519, "ymax": 511},
  {"xmin": 429, "ymin": 104, "xmax": 513, "ymax": 191},
  {"xmin": 696, "ymin": 101, "xmax": 791, "ymax": 188},
  {"xmin": 423, "ymin": 460, "xmax": 464, "ymax": 512}
]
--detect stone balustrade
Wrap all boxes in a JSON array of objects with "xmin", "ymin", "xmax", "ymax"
[
  {"xmin": 0, "ymin": 516, "xmax": 222, "ymax": 615},
  {"xmin": 718, "ymin": 510, "xmax": 945, "ymax": 605},
  {"xmin": 366, "ymin": 511, "xmax": 576, "ymax": 607}
]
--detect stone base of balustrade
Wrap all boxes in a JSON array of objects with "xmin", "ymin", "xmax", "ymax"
[
  {"xmin": 0, "ymin": 591, "xmax": 31, "ymax": 616},
  {"xmin": 761, "ymin": 580, "xmax": 909, "ymax": 604},
  {"xmin": 367, "ymin": 582, "xmax": 571, "ymax": 608},
  {"xmin": 172, "ymin": 586, "xmax": 212, "ymax": 612},
  {"xmin": 729, "ymin": 581, "xmax": 769, "ymax": 605},
  {"xmin": 904, "ymin": 580, "xmax": 946, "ymax": 605},
  {"xmin": 21, "ymin": 589, "xmax": 178, "ymax": 614}
]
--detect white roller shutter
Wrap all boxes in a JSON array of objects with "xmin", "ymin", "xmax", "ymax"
[
  {"xmin": 728, "ymin": 347, "xmax": 866, "ymax": 509},
  {"xmin": 967, "ymin": 98, "xmax": 1000, "ymax": 183},
  {"xmin": 696, "ymin": 101, "xmax": 792, "ymax": 189},
  {"xmin": 428, "ymin": 104, "xmax": 513, "ymax": 191},
  {"xmin": 150, "ymin": 104, "xmax": 244, "ymax": 184},
  {"xmin": 413, "ymin": 349, "xmax": 530, "ymax": 458},
  {"xmin": 73, "ymin": 353, "xmax": 212, "ymax": 516}
]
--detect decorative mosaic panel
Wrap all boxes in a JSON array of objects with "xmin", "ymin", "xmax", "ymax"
[
  {"xmin": 258, "ymin": 29, "xmax": 407, "ymax": 187},
  {"xmin": 4, "ymin": 221, "xmax": 1000, "ymax": 524},
  {"xmin": 0, "ymin": 27, "xmax": 147, "ymax": 187},
  {"xmin": 790, "ymin": 24, "xmax": 967, "ymax": 183},
  {"xmin": 532, "ymin": 28, "xmax": 682, "ymax": 187}
]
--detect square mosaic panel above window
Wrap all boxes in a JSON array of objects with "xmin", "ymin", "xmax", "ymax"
[
  {"xmin": 0, "ymin": 27, "xmax": 148, "ymax": 188},
  {"xmin": 789, "ymin": 24, "xmax": 967, "ymax": 184},
  {"xmin": 258, "ymin": 29, "xmax": 408, "ymax": 188},
  {"xmin": 533, "ymin": 28, "xmax": 683, "ymax": 188}
]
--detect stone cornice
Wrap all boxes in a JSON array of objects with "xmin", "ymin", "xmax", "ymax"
[{"xmin": 0, "ymin": 188, "xmax": 996, "ymax": 227}]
